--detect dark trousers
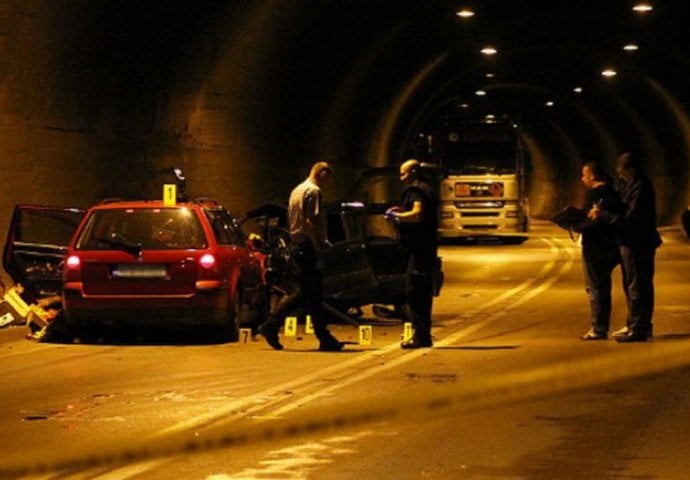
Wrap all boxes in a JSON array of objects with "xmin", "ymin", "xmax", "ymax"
[
  {"xmin": 265, "ymin": 236, "xmax": 335, "ymax": 342},
  {"xmin": 404, "ymin": 251, "xmax": 434, "ymax": 341},
  {"xmin": 620, "ymin": 244, "xmax": 656, "ymax": 335},
  {"xmin": 582, "ymin": 244, "xmax": 620, "ymax": 334}
]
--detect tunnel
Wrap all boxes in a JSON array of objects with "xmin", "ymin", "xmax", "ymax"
[{"xmin": 1, "ymin": 0, "xmax": 689, "ymax": 273}]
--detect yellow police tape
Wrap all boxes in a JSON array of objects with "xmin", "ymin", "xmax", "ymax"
[{"xmin": 2, "ymin": 339, "xmax": 690, "ymax": 477}]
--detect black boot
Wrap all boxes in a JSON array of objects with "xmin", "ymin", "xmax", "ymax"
[
  {"xmin": 615, "ymin": 329, "xmax": 651, "ymax": 343},
  {"xmin": 318, "ymin": 333, "xmax": 344, "ymax": 352},
  {"xmin": 401, "ymin": 335, "xmax": 433, "ymax": 349},
  {"xmin": 257, "ymin": 321, "xmax": 283, "ymax": 350}
]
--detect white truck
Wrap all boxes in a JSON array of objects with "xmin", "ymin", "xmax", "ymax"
[{"xmin": 437, "ymin": 121, "xmax": 529, "ymax": 242}]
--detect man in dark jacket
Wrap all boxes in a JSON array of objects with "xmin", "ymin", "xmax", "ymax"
[
  {"xmin": 591, "ymin": 152, "xmax": 661, "ymax": 342},
  {"xmin": 579, "ymin": 162, "xmax": 621, "ymax": 340},
  {"xmin": 385, "ymin": 159, "xmax": 438, "ymax": 348}
]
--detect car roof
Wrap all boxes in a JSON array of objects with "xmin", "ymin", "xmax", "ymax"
[{"xmin": 87, "ymin": 198, "xmax": 223, "ymax": 211}]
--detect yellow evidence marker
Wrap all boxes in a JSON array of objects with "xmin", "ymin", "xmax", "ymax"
[
  {"xmin": 305, "ymin": 314, "xmax": 314, "ymax": 334},
  {"xmin": 239, "ymin": 328, "xmax": 252, "ymax": 344},
  {"xmin": 402, "ymin": 322, "xmax": 414, "ymax": 342},
  {"xmin": 284, "ymin": 316, "xmax": 298, "ymax": 337},
  {"xmin": 358, "ymin": 325, "xmax": 373, "ymax": 345},
  {"xmin": 163, "ymin": 184, "xmax": 177, "ymax": 206}
]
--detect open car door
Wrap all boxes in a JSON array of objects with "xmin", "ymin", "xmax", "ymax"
[
  {"xmin": 3, "ymin": 205, "xmax": 86, "ymax": 302},
  {"xmin": 320, "ymin": 203, "xmax": 382, "ymax": 303}
]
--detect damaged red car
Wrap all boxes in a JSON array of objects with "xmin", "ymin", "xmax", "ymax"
[{"xmin": 3, "ymin": 199, "xmax": 268, "ymax": 341}]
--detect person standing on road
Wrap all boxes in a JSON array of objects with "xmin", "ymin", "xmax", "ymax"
[
  {"xmin": 385, "ymin": 159, "xmax": 438, "ymax": 349},
  {"xmin": 578, "ymin": 162, "xmax": 622, "ymax": 340},
  {"xmin": 590, "ymin": 152, "xmax": 662, "ymax": 342},
  {"xmin": 258, "ymin": 161, "xmax": 345, "ymax": 352}
]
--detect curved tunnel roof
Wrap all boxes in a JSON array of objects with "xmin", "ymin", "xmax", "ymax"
[
  {"xmin": 1, "ymin": 0, "xmax": 689, "ymax": 225},
  {"xmin": 262, "ymin": 0, "xmax": 690, "ymax": 222}
]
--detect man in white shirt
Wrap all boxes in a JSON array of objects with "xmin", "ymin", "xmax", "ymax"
[{"xmin": 258, "ymin": 162, "xmax": 344, "ymax": 351}]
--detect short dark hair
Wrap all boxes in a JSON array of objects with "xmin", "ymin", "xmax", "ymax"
[
  {"xmin": 616, "ymin": 152, "xmax": 639, "ymax": 172},
  {"xmin": 310, "ymin": 161, "xmax": 332, "ymax": 177}
]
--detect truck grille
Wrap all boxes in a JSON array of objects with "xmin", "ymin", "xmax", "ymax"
[{"xmin": 461, "ymin": 212, "xmax": 500, "ymax": 217}]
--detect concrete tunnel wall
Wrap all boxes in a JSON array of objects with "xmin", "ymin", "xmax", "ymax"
[
  {"xmin": 0, "ymin": 1, "xmax": 455, "ymax": 254},
  {"xmin": 0, "ymin": 2, "xmax": 427, "ymax": 219},
  {"xmin": 1, "ymin": 1, "xmax": 689, "ymax": 289}
]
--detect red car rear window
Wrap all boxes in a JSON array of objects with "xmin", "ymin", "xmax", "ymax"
[{"xmin": 75, "ymin": 207, "xmax": 207, "ymax": 250}]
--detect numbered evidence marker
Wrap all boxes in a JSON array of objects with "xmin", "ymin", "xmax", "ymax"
[
  {"xmin": 358, "ymin": 325, "xmax": 373, "ymax": 345},
  {"xmin": 304, "ymin": 314, "xmax": 314, "ymax": 334},
  {"xmin": 284, "ymin": 316, "xmax": 298, "ymax": 337},
  {"xmin": 402, "ymin": 322, "xmax": 414, "ymax": 342},
  {"xmin": 239, "ymin": 328, "xmax": 252, "ymax": 344},
  {"xmin": 163, "ymin": 184, "xmax": 177, "ymax": 206}
]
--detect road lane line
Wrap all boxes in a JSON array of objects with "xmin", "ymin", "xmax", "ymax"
[
  {"xmin": 268, "ymin": 238, "xmax": 577, "ymax": 417},
  {"xmin": 148, "ymin": 236, "xmax": 570, "ymax": 438}
]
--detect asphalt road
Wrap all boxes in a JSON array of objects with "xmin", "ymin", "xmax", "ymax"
[{"xmin": 1, "ymin": 222, "xmax": 689, "ymax": 480}]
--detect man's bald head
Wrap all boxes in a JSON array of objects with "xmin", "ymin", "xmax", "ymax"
[{"xmin": 400, "ymin": 159, "xmax": 420, "ymax": 184}]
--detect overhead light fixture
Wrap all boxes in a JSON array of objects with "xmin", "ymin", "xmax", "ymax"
[
  {"xmin": 475, "ymin": 90, "xmax": 487, "ymax": 96},
  {"xmin": 573, "ymin": 86, "xmax": 583, "ymax": 93},
  {"xmin": 623, "ymin": 43, "xmax": 639, "ymax": 51},
  {"xmin": 485, "ymin": 73, "xmax": 496, "ymax": 78},
  {"xmin": 601, "ymin": 69, "xmax": 618, "ymax": 78},
  {"xmin": 460, "ymin": 103, "xmax": 470, "ymax": 108},
  {"xmin": 545, "ymin": 101, "xmax": 555, "ymax": 107},
  {"xmin": 480, "ymin": 46, "xmax": 498, "ymax": 56},
  {"xmin": 456, "ymin": 8, "xmax": 475, "ymax": 18},
  {"xmin": 632, "ymin": 3, "xmax": 653, "ymax": 13}
]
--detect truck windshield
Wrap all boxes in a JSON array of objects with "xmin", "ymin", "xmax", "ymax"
[{"xmin": 444, "ymin": 141, "xmax": 517, "ymax": 174}]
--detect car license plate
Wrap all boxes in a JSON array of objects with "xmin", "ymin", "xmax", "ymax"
[{"xmin": 112, "ymin": 264, "xmax": 167, "ymax": 279}]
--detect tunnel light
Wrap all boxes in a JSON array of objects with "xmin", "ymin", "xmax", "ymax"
[
  {"xmin": 573, "ymin": 86, "xmax": 583, "ymax": 93},
  {"xmin": 601, "ymin": 69, "xmax": 617, "ymax": 78},
  {"xmin": 456, "ymin": 8, "xmax": 475, "ymax": 18},
  {"xmin": 460, "ymin": 103, "xmax": 470, "ymax": 108},
  {"xmin": 475, "ymin": 90, "xmax": 487, "ymax": 96},
  {"xmin": 545, "ymin": 101, "xmax": 555, "ymax": 107},
  {"xmin": 623, "ymin": 43, "xmax": 639, "ymax": 51},
  {"xmin": 485, "ymin": 72, "xmax": 496, "ymax": 78},
  {"xmin": 632, "ymin": 3, "xmax": 653, "ymax": 13},
  {"xmin": 480, "ymin": 46, "xmax": 498, "ymax": 56}
]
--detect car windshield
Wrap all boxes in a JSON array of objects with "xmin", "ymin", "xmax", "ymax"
[{"xmin": 75, "ymin": 207, "xmax": 207, "ymax": 250}]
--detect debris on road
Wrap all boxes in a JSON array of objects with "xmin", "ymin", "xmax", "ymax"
[{"xmin": 0, "ymin": 282, "xmax": 60, "ymax": 340}]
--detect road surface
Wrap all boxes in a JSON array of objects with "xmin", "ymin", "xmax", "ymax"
[{"xmin": 1, "ymin": 222, "xmax": 689, "ymax": 479}]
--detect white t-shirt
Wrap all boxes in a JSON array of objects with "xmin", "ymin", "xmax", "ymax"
[{"xmin": 288, "ymin": 178, "xmax": 326, "ymax": 245}]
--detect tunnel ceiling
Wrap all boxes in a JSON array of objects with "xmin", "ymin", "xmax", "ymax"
[
  {"xmin": 1, "ymin": 0, "xmax": 689, "ymax": 234},
  {"xmin": 362, "ymin": 0, "xmax": 690, "ymax": 223},
  {"xmin": 389, "ymin": 0, "xmax": 690, "ymax": 135}
]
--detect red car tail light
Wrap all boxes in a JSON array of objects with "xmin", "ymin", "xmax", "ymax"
[
  {"xmin": 64, "ymin": 254, "xmax": 81, "ymax": 282},
  {"xmin": 66, "ymin": 255, "xmax": 81, "ymax": 269},
  {"xmin": 199, "ymin": 253, "xmax": 216, "ymax": 269}
]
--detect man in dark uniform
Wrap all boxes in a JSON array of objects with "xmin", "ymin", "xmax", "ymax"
[
  {"xmin": 386, "ymin": 159, "xmax": 438, "ymax": 349},
  {"xmin": 591, "ymin": 152, "xmax": 661, "ymax": 342},
  {"xmin": 579, "ymin": 162, "xmax": 621, "ymax": 340}
]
